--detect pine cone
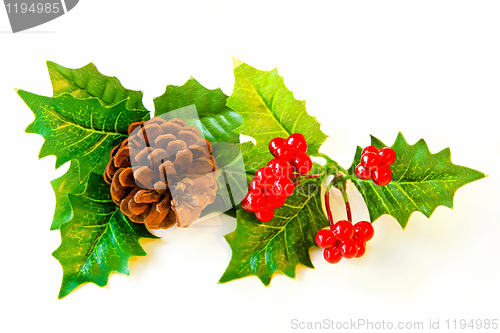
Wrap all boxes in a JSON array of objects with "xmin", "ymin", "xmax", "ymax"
[{"xmin": 103, "ymin": 117, "xmax": 217, "ymax": 229}]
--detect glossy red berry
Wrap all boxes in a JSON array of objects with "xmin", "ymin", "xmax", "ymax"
[
  {"xmin": 292, "ymin": 152, "xmax": 312, "ymax": 175},
  {"xmin": 267, "ymin": 158, "xmax": 293, "ymax": 178},
  {"xmin": 355, "ymin": 164, "xmax": 371, "ymax": 180},
  {"xmin": 372, "ymin": 164, "xmax": 392, "ymax": 186},
  {"xmin": 255, "ymin": 166, "xmax": 272, "ymax": 179},
  {"xmin": 332, "ymin": 220, "xmax": 354, "ymax": 241},
  {"xmin": 362, "ymin": 145, "xmax": 379, "ymax": 156},
  {"xmin": 269, "ymin": 137, "xmax": 286, "ymax": 156},
  {"xmin": 315, "ymin": 229, "xmax": 336, "ymax": 249},
  {"xmin": 323, "ymin": 246, "xmax": 342, "ymax": 264},
  {"xmin": 274, "ymin": 145, "xmax": 294, "ymax": 161},
  {"xmin": 286, "ymin": 133, "xmax": 308, "ymax": 154},
  {"xmin": 360, "ymin": 152, "xmax": 381, "ymax": 170},
  {"xmin": 255, "ymin": 207, "xmax": 274, "ymax": 222},
  {"xmin": 267, "ymin": 192, "xmax": 287, "ymax": 209},
  {"xmin": 378, "ymin": 147, "xmax": 396, "ymax": 166},
  {"xmin": 248, "ymin": 179, "xmax": 264, "ymax": 191},
  {"xmin": 338, "ymin": 239, "xmax": 358, "ymax": 259},
  {"xmin": 271, "ymin": 177, "xmax": 295, "ymax": 197},
  {"xmin": 255, "ymin": 166, "xmax": 277, "ymax": 188},
  {"xmin": 354, "ymin": 240, "xmax": 366, "ymax": 258},
  {"xmin": 241, "ymin": 190, "xmax": 268, "ymax": 213},
  {"xmin": 353, "ymin": 221, "xmax": 374, "ymax": 242}
]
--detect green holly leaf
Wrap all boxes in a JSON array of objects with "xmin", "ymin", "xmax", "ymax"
[
  {"xmin": 199, "ymin": 141, "xmax": 248, "ymax": 218},
  {"xmin": 348, "ymin": 132, "xmax": 486, "ymax": 228},
  {"xmin": 154, "ymin": 77, "xmax": 242, "ymax": 143},
  {"xmin": 19, "ymin": 90, "xmax": 149, "ymax": 181},
  {"xmin": 209, "ymin": 141, "xmax": 278, "ymax": 218},
  {"xmin": 50, "ymin": 161, "xmax": 87, "ymax": 230},
  {"xmin": 46, "ymin": 61, "xmax": 147, "ymax": 111},
  {"xmin": 226, "ymin": 60, "xmax": 327, "ymax": 155},
  {"xmin": 52, "ymin": 172, "xmax": 157, "ymax": 299},
  {"xmin": 240, "ymin": 141, "xmax": 274, "ymax": 175},
  {"xmin": 219, "ymin": 177, "xmax": 328, "ymax": 285}
]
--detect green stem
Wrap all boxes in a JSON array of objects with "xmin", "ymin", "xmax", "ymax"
[
  {"xmin": 306, "ymin": 152, "xmax": 353, "ymax": 224},
  {"xmin": 336, "ymin": 179, "xmax": 352, "ymax": 223}
]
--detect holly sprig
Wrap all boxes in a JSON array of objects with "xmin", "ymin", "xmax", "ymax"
[
  {"xmin": 19, "ymin": 60, "xmax": 486, "ymax": 298},
  {"xmin": 219, "ymin": 60, "xmax": 485, "ymax": 283}
]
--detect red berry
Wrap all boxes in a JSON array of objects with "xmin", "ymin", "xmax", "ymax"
[
  {"xmin": 274, "ymin": 145, "xmax": 294, "ymax": 161},
  {"xmin": 315, "ymin": 229, "xmax": 336, "ymax": 249},
  {"xmin": 255, "ymin": 166, "xmax": 273, "ymax": 179},
  {"xmin": 323, "ymin": 246, "xmax": 342, "ymax": 264},
  {"xmin": 292, "ymin": 152, "xmax": 312, "ymax": 175},
  {"xmin": 271, "ymin": 177, "xmax": 295, "ymax": 197},
  {"xmin": 362, "ymin": 145, "xmax": 379, "ymax": 156},
  {"xmin": 255, "ymin": 167, "xmax": 277, "ymax": 188},
  {"xmin": 267, "ymin": 158, "xmax": 293, "ymax": 178},
  {"xmin": 354, "ymin": 239, "xmax": 366, "ymax": 258},
  {"xmin": 249, "ymin": 179, "xmax": 264, "ymax": 191},
  {"xmin": 266, "ymin": 192, "xmax": 287, "ymax": 209},
  {"xmin": 355, "ymin": 164, "xmax": 371, "ymax": 180},
  {"xmin": 378, "ymin": 147, "xmax": 396, "ymax": 166},
  {"xmin": 372, "ymin": 164, "xmax": 392, "ymax": 186},
  {"xmin": 338, "ymin": 239, "xmax": 358, "ymax": 259},
  {"xmin": 286, "ymin": 133, "xmax": 308, "ymax": 154},
  {"xmin": 360, "ymin": 152, "xmax": 381, "ymax": 170},
  {"xmin": 332, "ymin": 220, "xmax": 354, "ymax": 241},
  {"xmin": 255, "ymin": 207, "xmax": 274, "ymax": 222},
  {"xmin": 241, "ymin": 190, "xmax": 268, "ymax": 212},
  {"xmin": 353, "ymin": 221, "xmax": 374, "ymax": 242},
  {"xmin": 269, "ymin": 137, "xmax": 286, "ymax": 156}
]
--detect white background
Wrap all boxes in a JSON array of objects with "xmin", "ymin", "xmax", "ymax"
[{"xmin": 1, "ymin": 1, "xmax": 499, "ymax": 332}]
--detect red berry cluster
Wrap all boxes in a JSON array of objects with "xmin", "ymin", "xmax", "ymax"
[
  {"xmin": 241, "ymin": 133, "xmax": 313, "ymax": 222},
  {"xmin": 315, "ymin": 221, "xmax": 374, "ymax": 263},
  {"xmin": 355, "ymin": 146, "xmax": 396, "ymax": 186}
]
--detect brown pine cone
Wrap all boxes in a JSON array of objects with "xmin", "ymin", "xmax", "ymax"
[{"xmin": 103, "ymin": 117, "xmax": 217, "ymax": 229}]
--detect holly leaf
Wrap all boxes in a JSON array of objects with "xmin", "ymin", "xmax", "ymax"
[
  {"xmin": 201, "ymin": 141, "xmax": 262, "ymax": 218},
  {"xmin": 52, "ymin": 172, "xmax": 157, "ymax": 299},
  {"xmin": 154, "ymin": 77, "xmax": 242, "ymax": 143},
  {"xmin": 226, "ymin": 60, "xmax": 327, "ymax": 155},
  {"xmin": 199, "ymin": 142, "xmax": 248, "ymax": 217},
  {"xmin": 19, "ymin": 90, "xmax": 149, "ymax": 181},
  {"xmin": 50, "ymin": 161, "xmax": 87, "ymax": 230},
  {"xmin": 240, "ymin": 141, "xmax": 274, "ymax": 176},
  {"xmin": 219, "ymin": 177, "xmax": 328, "ymax": 285},
  {"xmin": 46, "ymin": 61, "xmax": 147, "ymax": 111},
  {"xmin": 348, "ymin": 132, "xmax": 486, "ymax": 228}
]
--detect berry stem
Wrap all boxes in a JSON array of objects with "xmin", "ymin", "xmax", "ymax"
[
  {"xmin": 325, "ymin": 174, "xmax": 353, "ymax": 224},
  {"xmin": 324, "ymin": 191, "xmax": 335, "ymax": 229},
  {"xmin": 337, "ymin": 178, "xmax": 352, "ymax": 223},
  {"xmin": 325, "ymin": 173, "xmax": 343, "ymax": 193},
  {"xmin": 289, "ymin": 173, "xmax": 323, "ymax": 179},
  {"xmin": 346, "ymin": 202, "xmax": 352, "ymax": 223}
]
